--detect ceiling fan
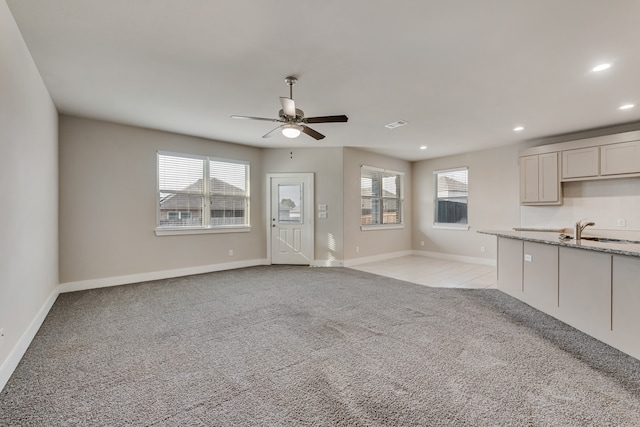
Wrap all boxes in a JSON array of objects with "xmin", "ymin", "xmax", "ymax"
[{"xmin": 231, "ymin": 76, "xmax": 348, "ymax": 140}]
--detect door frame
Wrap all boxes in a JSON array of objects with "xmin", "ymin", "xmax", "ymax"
[{"xmin": 266, "ymin": 173, "xmax": 315, "ymax": 264}]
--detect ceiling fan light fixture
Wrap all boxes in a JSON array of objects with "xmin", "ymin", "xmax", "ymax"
[{"xmin": 282, "ymin": 124, "xmax": 303, "ymax": 138}]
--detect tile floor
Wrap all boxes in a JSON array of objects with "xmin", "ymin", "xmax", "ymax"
[{"xmin": 350, "ymin": 255, "xmax": 497, "ymax": 289}]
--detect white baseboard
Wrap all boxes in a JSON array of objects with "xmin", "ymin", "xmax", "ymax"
[
  {"xmin": 58, "ymin": 258, "xmax": 269, "ymax": 293},
  {"xmin": 310, "ymin": 259, "xmax": 344, "ymax": 267},
  {"xmin": 413, "ymin": 250, "xmax": 497, "ymax": 266},
  {"xmin": 0, "ymin": 288, "xmax": 59, "ymax": 393},
  {"xmin": 343, "ymin": 250, "xmax": 414, "ymax": 267}
]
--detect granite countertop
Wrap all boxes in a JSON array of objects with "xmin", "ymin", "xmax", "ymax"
[{"xmin": 479, "ymin": 229, "xmax": 640, "ymax": 258}]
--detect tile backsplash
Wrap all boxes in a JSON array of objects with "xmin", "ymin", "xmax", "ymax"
[{"xmin": 521, "ymin": 177, "xmax": 640, "ymax": 232}]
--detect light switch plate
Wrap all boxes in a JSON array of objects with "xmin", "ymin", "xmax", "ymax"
[
  {"xmin": 318, "ymin": 204, "xmax": 327, "ymax": 211},
  {"xmin": 318, "ymin": 211, "xmax": 327, "ymax": 219}
]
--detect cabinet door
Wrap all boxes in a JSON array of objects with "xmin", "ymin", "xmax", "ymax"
[
  {"xmin": 562, "ymin": 146, "xmax": 599, "ymax": 179},
  {"xmin": 538, "ymin": 152, "xmax": 559, "ymax": 202},
  {"xmin": 611, "ymin": 255, "xmax": 640, "ymax": 359},
  {"xmin": 497, "ymin": 238, "xmax": 523, "ymax": 298},
  {"xmin": 519, "ymin": 155, "xmax": 539, "ymax": 203},
  {"xmin": 523, "ymin": 242, "xmax": 558, "ymax": 313},
  {"xmin": 558, "ymin": 247, "xmax": 611, "ymax": 339},
  {"xmin": 601, "ymin": 140, "xmax": 640, "ymax": 175}
]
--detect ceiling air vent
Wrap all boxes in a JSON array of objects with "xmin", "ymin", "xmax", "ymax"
[{"xmin": 384, "ymin": 120, "xmax": 409, "ymax": 129}]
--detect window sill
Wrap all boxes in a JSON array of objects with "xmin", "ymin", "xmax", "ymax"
[
  {"xmin": 361, "ymin": 224, "xmax": 405, "ymax": 231},
  {"xmin": 155, "ymin": 225, "xmax": 252, "ymax": 236},
  {"xmin": 433, "ymin": 223, "xmax": 470, "ymax": 231}
]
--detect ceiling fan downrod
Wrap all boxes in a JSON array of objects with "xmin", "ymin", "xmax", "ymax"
[{"xmin": 285, "ymin": 76, "xmax": 297, "ymax": 99}]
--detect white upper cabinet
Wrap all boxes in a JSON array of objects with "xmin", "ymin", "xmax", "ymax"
[
  {"xmin": 519, "ymin": 130, "xmax": 640, "ymax": 199},
  {"xmin": 520, "ymin": 152, "xmax": 561, "ymax": 205},
  {"xmin": 562, "ymin": 146, "xmax": 599, "ymax": 180},
  {"xmin": 601, "ymin": 140, "xmax": 640, "ymax": 176}
]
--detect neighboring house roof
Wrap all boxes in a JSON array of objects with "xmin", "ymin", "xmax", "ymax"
[
  {"xmin": 160, "ymin": 178, "xmax": 245, "ymax": 210},
  {"xmin": 438, "ymin": 175, "xmax": 468, "ymax": 196}
]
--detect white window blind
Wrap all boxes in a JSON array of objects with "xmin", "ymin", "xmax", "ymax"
[
  {"xmin": 208, "ymin": 158, "xmax": 249, "ymax": 226},
  {"xmin": 158, "ymin": 152, "xmax": 250, "ymax": 230},
  {"xmin": 361, "ymin": 166, "xmax": 403, "ymax": 226}
]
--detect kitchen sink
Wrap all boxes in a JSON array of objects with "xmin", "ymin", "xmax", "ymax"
[
  {"xmin": 581, "ymin": 236, "xmax": 624, "ymax": 243},
  {"xmin": 559, "ymin": 234, "xmax": 640, "ymax": 244},
  {"xmin": 581, "ymin": 236, "xmax": 640, "ymax": 244}
]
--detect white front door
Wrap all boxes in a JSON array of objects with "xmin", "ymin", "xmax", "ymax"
[{"xmin": 268, "ymin": 173, "xmax": 314, "ymax": 265}]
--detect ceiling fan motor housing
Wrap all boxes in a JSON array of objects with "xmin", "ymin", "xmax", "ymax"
[{"xmin": 279, "ymin": 108, "xmax": 304, "ymax": 121}]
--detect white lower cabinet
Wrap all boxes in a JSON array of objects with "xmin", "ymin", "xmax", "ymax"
[
  {"xmin": 497, "ymin": 238, "xmax": 523, "ymax": 298},
  {"xmin": 558, "ymin": 247, "xmax": 611, "ymax": 341},
  {"xmin": 611, "ymin": 255, "xmax": 640, "ymax": 358},
  {"xmin": 523, "ymin": 242, "xmax": 558, "ymax": 314},
  {"xmin": 497, "ymin": 239, "xmax": 640, "ymax": 360}
]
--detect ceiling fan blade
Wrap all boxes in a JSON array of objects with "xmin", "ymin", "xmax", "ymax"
[
  {"xmin": 280, "ymin": 97, "xmax": 297, "ymax": 118},
  {"xmin": 301, "ymin": 125, "xmax": 325, "ymax": 140},
  {"xmin": 231, "ymin": 115, "xmax": 281, "ymax": 122},
  {"xmin": 304, "ymin": 115, "xmax": 349, "ymax": 124},
  {"xmin": 262, "ymin": 126, "xmax": 283, "ymax": 138}
]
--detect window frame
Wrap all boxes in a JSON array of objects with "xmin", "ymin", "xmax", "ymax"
[
  {"xmin": 433, "ymin": 166, "xmax": 469, "ymax": 230},
  {"xmin": 156, "ymin": 151, "xmax": 251, "ymax": 236},
  {"xmin": 360, "ymin": 165, "xmax": 405, "ymax": 231}
]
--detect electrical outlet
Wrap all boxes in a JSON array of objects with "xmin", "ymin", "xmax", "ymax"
[
  {"xmin": 228, "ymin": 249, "xmax": 234, "ymax": 256},
  {"xmin": 480, "ymin": 246, "xmax": 486, "ymax": 253},
  {"xmin": 420, "ymin": 241, "xmax": 425, "ymax": 246},
  {"xmin": 524, "ymin": 254, "xmax": 532, "ymax": 262},
  {"xmin": 0, "ymin": 328, "xmax": 4, "ymax": 347},
  {"xmin": 618, "ymin": 219, "xmax": 627, "ymax": 227},
  {"xmin": 356, "ymin": 246, "xmax": 360, "ymax": 253}
]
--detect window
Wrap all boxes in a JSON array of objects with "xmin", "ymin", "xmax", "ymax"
[
  {"xmin": 361, "ymin": 165, "xmax": 404, "ymax": 228},
  {"xmin": 157, "ymin": 152, "xmax": 250, "ymax": 233},
  {"xmin": 434, "ymin": 167, "xmax": 468, "ymax": 228}
]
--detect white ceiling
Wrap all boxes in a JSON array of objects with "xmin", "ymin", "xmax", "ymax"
[{"xmin": 7, "ymin": 0, "xmax": 640, "ymax": 161}]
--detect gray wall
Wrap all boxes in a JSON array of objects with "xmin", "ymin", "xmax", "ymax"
[
  {"xmin": 343, "ymin": 147, "xmax": 413, "ymax": 261},
  {"xmin": 262, "ymin": 147, "xmax": 345, "ymax": 265},
  {"xmin": 59, "ymin": 116, "xmax": 265, "ymax": 283},
  {"xmin": 412, "ymin": 144, "xmax": 522, "ymax": 261},
  {"xmin": 0, "ymin": 0, "xmax": 59, "ymax": 378}
]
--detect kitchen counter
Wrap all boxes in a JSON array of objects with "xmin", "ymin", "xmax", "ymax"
[
  {"xmin": 482, "ymin": 228, "xmax": 640, "ymax": 361},
  {"xmin": 479, "ymin": 229, "xmax": 640, "ymax": 258}
]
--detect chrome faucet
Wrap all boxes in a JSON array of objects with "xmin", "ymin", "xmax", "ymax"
[{"xmin": 574, "ymin": 219, "xmax": 595, "ymax": 240}]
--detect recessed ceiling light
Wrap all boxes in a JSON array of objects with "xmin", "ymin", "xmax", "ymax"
[
  {"xmin": 592, "ymin": 63, "xmax": 612, "ymax": 72},
  {"xmin": 513, "ymin": 126, "xmax": 524, "ymax": 132},
  {"xmin": 420, "ymin": 146, "xmax": 427, "ymax": 150},
  {"xmin": 619, "ymin": 104, "xmax": 635, "ymax": 110}
]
